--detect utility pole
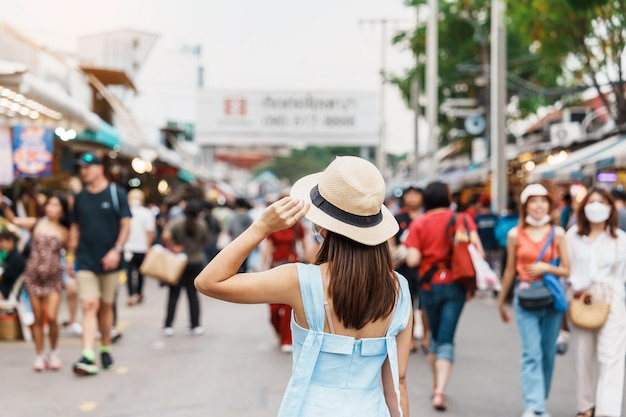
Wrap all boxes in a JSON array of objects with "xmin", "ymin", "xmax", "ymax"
[
  {"xmin": 359, "ymin": 18, "xmax": 404, "ymax": 177},
  {"xmin": 491, "ymin": 0, "xmax": 507, "ymax": 214},
  {"xmin": 425, "ymin": 0, "xmax": 439, "ymax": 181},
  {"xmin": 411, "ymin": 78, "xmax": 420, "ymax": 180}
]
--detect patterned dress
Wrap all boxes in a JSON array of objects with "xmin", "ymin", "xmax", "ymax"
[{"xmin": 24, "ymin": 234, "xmax": 64, "ymax": 297}]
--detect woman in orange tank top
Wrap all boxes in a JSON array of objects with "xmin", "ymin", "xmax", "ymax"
[{"xmin": 498, "ymin": 184, "xmax": 570, "ymax": 417}]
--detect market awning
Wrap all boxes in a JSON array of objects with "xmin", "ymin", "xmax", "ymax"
[
  {"xmin": 83, "ymin": 72, "xmax": 155, "ymax": 158},
  {"xmin": 527, "ymin": 135, "xmax": 626, "ymax": 182},
  {"xmin": 72, "ymin": 120, "xmax": 121, "ymax": 149},
  {"xmin": 80, "ymin": 66, "xmax": 136, "ymax": 91},
  {"xmin": 0, "ymin": 60, "xmax": 100, "ymax": 130},
  {"xmin": 438, "ymin": 163, "xmax": 490, "ymax": 192},
  {"xmin": 581, "ymin": 134, "xmax": 626, "ymax": 175}
]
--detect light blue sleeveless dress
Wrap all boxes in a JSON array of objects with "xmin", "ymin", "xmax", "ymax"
[{"xmin": 277, "ymin": 263, "xmax": 412, "ymax": 417}]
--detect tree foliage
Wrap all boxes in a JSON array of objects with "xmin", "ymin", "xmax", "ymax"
[
  {"xmin": 392, "ymin": 0, "xmax": 626, "ymax": 149},
  {"xmin": 508, "ymin": 0, "xmax": 626, "ymax": 126},
  {"xmin": 254, "ymin": 146, "xmax": 362, "ymax": 184}
]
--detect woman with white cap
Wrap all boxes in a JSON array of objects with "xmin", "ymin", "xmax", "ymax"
[
  {"xmin": 565, "ymin": 187, "xmax": 626, "ymax": 417},
  {"xmin": 498, "ymin": 183, "xmax": 571, "ymax": 417},
  {"xmin": 195, "ymin": 156, "xmax": 413, "ymax": 417}
]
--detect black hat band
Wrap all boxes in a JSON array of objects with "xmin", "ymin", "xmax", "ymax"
[{"xmin": 310, "ymin": 185, "xmax": 383, "ymax": 227}]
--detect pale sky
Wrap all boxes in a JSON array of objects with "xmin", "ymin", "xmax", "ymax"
[{"xmin": 4, "ymin": 0, "xmax": 424, "ymax": 154}]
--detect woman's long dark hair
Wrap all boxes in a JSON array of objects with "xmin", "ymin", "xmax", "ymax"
[
  {"xmin": 47, "ymin": 193, "xmax": 70, "ymax": 229},
  {"xmin": 315, "ymin": 231, "xmax": 397, "ymax": 330},
  {"xmin": 183, "ymin": 200, "xmax": 204, "ymax": 237},
  {"xmin": 576, "ymin": 187, "xmax": 618, "ymax": 238}
]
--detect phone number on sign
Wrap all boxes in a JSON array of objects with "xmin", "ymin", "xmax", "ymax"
[{"xmin": 263, "ymin": 115, "xmax": 355, "ymax": 128}]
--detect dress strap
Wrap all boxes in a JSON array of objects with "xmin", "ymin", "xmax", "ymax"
[
  {"xmin": 296, "ymin": 263, "xmax": 326, "ymax": 331},
  {"xmin": 323, "ymin": 301, "xmax": 336, "ymax": 334}
]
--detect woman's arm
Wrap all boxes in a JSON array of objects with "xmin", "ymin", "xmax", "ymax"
[
  {"xmin": 405, "ymin": 247, "xmax": 422, "ymax": 268},
  {"xmin": 1, "ymin": 205, "xmax": 37, "ymax": 230},
  {"xmin": 161, "ymin": 225, "xmax": 184, "ymax": 254},
  {"xmin": 524, "ymin": 227, "xmax": 570, "ymax": 278},
  {"xmin": 194, "ymin": 197, "xmax": 308, "ymax": 305},
  {"xmin": 469, "ymin": 230, "xmax": 486, "ymax": 258},
  {"xmin": 498, "ymin": 228, "xmax": 518, "ymax": 323},
  {"xmin": 382, "ymin": 310, "xmax": 413, "ymax": 417}
]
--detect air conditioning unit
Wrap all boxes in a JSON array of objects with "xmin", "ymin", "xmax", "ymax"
[{"xmin": 550, "ymin": 122, "xmax": 582, "ymax": 147}]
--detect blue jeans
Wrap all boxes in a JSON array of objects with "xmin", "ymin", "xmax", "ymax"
[
  {"xmin": 514, "ymin": 284, "xmax": 563, "ymax": 413},
  {"xmin": 421, "ymin": 283, "xmax": 467, "ymax": 362}
]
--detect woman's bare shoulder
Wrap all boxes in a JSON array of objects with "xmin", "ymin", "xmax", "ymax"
[
  {"xmin": 507, "ymin": 226, "xmax": 519, "ymax": 238},
  {"xmin": 553, "ymin": 225, "xmax": 566, "ymax": 237}
]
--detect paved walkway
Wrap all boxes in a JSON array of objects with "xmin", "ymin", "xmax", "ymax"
[{"xmin": 0, "ymin": 281, "xmax": 619, "ymax": 416}]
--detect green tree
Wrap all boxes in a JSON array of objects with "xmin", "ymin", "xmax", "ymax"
[
  {"xmin": 254, "ymin": 146, "xmax": 362, "ymax": 184},
  {"xmin": 392, "ymin": 0, "xmax": 626, "ymax": 151},
  {"xmin": 509, "ymin": 0, "xmax": 626, "ymax": 127}
]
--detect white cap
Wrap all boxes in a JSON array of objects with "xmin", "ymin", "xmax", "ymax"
[{"xmin": 520, "ymin": 184, "xmax": 549, "ymax": 204}]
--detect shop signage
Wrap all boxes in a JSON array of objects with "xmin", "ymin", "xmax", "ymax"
[
  {"xmin": 0, "ymin": 127, "xmax": 14, "ymax": 186},
  {"xmin": 196, "ymin": 91, "xmax": 379, "ymax": 146},
  {"xmin": 12, "ymin": 125, "xmax": 54, "ymax": 178}
]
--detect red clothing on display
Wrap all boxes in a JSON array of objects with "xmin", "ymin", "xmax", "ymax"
[
  {"xmin": 404, "ymin": 209, "xmax": 477, "ymax": 285},
  {"xmin": 267, "ymin": 222, "xmax": 303, "ymax": 349},
  {"xmin": 267, "ymin": 223, "xmax": 304, "ymax": 264}
]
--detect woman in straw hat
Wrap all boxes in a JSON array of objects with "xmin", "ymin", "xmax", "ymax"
[{"xmin": 195, "ymin": 156, "xmax": 413, "ymax": 417}]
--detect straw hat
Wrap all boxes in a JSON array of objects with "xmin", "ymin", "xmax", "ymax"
[{"xmin": 290, "ymin": 156, "xmax": 398, "ymax": 246}]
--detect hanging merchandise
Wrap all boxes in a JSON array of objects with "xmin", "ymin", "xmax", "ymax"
[
  {"xmin": 0, "ymin": 127, "xmax": 14, "ymax": 186},
  {"xmin": 12, "ymin": 125, "xmax": 54, "ymax": 178}
]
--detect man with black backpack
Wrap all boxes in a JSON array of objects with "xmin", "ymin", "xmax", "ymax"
[{"xmin": 66, "ymin": 152, "xmax": 131, "ymax": 376}]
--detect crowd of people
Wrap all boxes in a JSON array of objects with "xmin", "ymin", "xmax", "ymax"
[{"xmin": 1, "ymin": 151, "xmax": 626, "ymax": 417}]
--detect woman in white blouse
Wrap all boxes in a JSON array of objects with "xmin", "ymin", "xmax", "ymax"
[{"xmin": 565, "ymin": 187, "xmax": 626, "ymax": 417}]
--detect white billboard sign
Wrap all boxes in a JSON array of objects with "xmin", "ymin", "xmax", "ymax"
[{"xmin": 196, "ymin": 91, "xmax": 379, "ymax": 146}]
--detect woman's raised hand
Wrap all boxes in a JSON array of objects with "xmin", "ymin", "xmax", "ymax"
[{"xmin": 255, "ymin": 197, "xmax": 309, "ymax": 235}]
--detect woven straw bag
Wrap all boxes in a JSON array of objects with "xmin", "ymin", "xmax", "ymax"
[
  {"xmin": 568, "ymin": 291, "xmax": 610, "ymax": 330},
  {"xmin": 568, "ymin": 240, "xmax": 616, "ymax": 330}
]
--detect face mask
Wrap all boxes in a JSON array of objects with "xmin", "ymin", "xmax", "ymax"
[
  {"xmin": 525, "ymin": 214, "xmax": 551, "ymax": 227},
  {"xmin": 131, "ymin": 199, "xmax": 142, "ymax": 207},
  {"xmin": 311, "ymin": 223, "xmax": 324, "ymax": 244},
  {"xmin": 584, "ymin": 202, "xmax": 611, "ymax": 224}
]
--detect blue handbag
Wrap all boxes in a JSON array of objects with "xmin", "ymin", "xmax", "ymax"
[
  {"xmin": 540, "ymin": 226, "xmax": 568, "ymax": 312},
  {"xmin": 543, "ymin": 258, "xmax": 568, "ymax": 312}
]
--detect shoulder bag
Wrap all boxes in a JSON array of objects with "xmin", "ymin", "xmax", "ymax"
[
  {"xmin": 445, "ymin": 213, "xmax": 477, "ymax": 287},
  {"xmin": 518, "ymin": 227, "xmax": 555, "ymax": 310},
  {"xmin": 140, "ymin": 244, "xmax": 188, "ymax": 286},
  {"xmin": 568, "ymin": 240, "xmax": 617, "ymax": 330}
]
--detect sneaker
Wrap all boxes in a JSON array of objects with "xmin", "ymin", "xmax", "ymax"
[
  {"xmin": 190, "ymin": 326, "xmax": 204, "ymax": 336},
  {"xmin": 520, "ymin": 411, "xmax": 550, "ymax": 417},
  {"xmin": 73, "ymin": 356, "xmax": 98, "ymax": 376},
  {"xmin": 47, "ymin": 352, "xmax": 62, "ymax": 371},
  {"xmin": 162, "ymin": 327, "xmax": 175, "ymax": 337},
  {"xmin": 111, "ymin": 328, "xmax": 123, "ymax": 344},
  {"xmin": 556, "ymin": 330, "xmax": 570, "ymax": 355},
  {"xmin": 68, "ymin": 322, "xmax": 83, "ymax": 337},
  {"xmin": 100, "ymin": 351, "xmax": 114, "ymax": 370},
  {"xmin": 33, "ymin": 356, "xmax": 46, "ymax": 372},
  {"xmin": 280, "ymin": 344, "xmax": 293, "ymax": 353}
]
